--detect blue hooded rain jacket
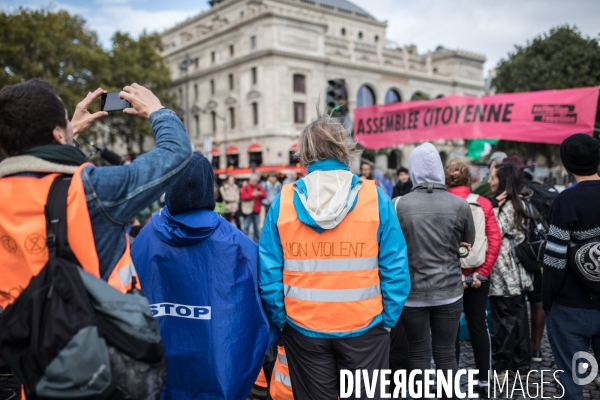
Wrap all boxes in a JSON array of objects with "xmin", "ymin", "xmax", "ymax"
[{"xmin": 132, "ymin": 207, "xmax": 277, "ymax": 400}]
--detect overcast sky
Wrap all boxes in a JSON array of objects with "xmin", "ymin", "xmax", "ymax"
[{"xmin": 3, "ymin": 0, "xmax": 600, "ymax": 75}]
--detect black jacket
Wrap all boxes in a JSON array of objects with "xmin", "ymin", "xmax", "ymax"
[{"xmin": 392, "ymin": 180, "xmax": 413, "ymax": 198}]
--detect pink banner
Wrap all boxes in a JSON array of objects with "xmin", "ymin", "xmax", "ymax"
[{"xmin": 354, "ymin": 87, "xmax": 599, "ymax": 149}]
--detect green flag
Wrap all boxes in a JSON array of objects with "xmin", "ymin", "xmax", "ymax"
[{"xmin": 466, "ymin": 139, "xmax": 500, "ymax": 160}]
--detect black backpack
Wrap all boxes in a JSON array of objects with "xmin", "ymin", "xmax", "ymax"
[
  {"xmin": 0, "ymin": 176, "xmax": 166, "ymax": 400},
  {"xmin": 527, "ymin": 181, "xmax": 558, "ymax": 224},
  {"xmin": 513, "ymin": 201, "xmax": 548, "ymax": 274},
  {"xmin": 568, "ymin": 236, "xmax": 600, "ymax": 297}
]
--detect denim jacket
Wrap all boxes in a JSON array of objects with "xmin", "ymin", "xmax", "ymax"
[
  {"xmin": 262, "ymin": 180, "xmax": 282, "ymax": 206},
  {"xmin": 0, "ymin": 109, "xmax": 193, "ymax": 279}
]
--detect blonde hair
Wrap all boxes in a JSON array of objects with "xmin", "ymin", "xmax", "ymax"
[
  {"xmin": 444, "ymin": 158, "xmax": 472, "ymax": 188},
  {"xmin": 295, "ymin": 103, "xmax": 357, "ymax": 165}
]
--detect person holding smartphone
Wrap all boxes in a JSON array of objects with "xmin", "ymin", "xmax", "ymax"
[{"xmin": 0, "ymin": 80, "xmax": 192, "ymax": 310}]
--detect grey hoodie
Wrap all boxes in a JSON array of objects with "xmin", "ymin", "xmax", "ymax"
[
  {"xmin": 408, "ymin": 142, "xmax": 445, "ymax": 185},
  {"xmin": 397, "ymin": 143, "xmax": 475, "ymax": 303}
]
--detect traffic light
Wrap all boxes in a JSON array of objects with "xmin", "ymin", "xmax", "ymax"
[{"xmin": 326, "ymin": 79, "xmax": 348, "ymax": 116}]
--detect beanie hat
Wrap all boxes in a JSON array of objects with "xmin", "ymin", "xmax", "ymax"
[
  {"xmin": 166, "ymin": 153, "xmax": 215, "ymax": 214},
  {"xmin": 488, "ymin": 151, "xmax": 507, "ymax": 168},
  {"xmin": 502, "ymin": 155, "xmax": 525, "ymax": 170},
  {"xmin": 560, "ymin": 133, "xmax": 600, "ymax": 176}
]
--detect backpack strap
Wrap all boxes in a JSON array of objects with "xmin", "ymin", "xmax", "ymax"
[
  {"xmin": 466, "ymin": 193, "xmax": 479, "ymax": 204},
  {"xmin": 393, "ymin": 196, "xmax": 402, "ymax": 215},
  {"xmin": 45, "ymin": 175, "xmax": 78, "ymax": 265}
]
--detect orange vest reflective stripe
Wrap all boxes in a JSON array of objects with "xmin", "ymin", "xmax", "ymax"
[
  {"xmin": 277, "ymin": 180, "xmax": 381, "ymax": 333},
  {"xmin": 270, "ymin": 345, "xmax": 294, "ymax": 400},
  {"xmin": 0, "ymin": 164, "xmax": 137, "ymax": 310}
]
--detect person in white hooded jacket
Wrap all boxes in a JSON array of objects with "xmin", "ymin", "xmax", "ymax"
[{"xmin": 258, "ymin": 109, "xmax": 411, "ymax": 400}]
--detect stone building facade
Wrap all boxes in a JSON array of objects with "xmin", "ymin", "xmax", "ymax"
[{"xmin": 161, "ymin": 0, "xmax": 486, "ymax": 170}]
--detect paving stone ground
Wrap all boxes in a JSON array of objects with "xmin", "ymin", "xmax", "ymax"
[{"xmin": 457, "ymin": 330, "xmax": 600, "ymax": 399}]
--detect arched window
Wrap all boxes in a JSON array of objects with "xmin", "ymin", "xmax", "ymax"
[
  {"xmin": 436, "ymin": 94, "xmax": 445, "ymax": 99},
  {"xmin": 439, "ymin": 151, "xmax": 448, "ymax": 166},
  {"xmin": 374, "ymin": 35, "xmax": 379, "ymax": 43},
  {"xmin": 341, "ymin": 27, "xmax": 346, "ymax": 36},
  {"xmin": 388, "ymin": 150, "xmax": 398, "ymax": 169},
  {"xmin": 411, "ymin": 91, "xmax": 429, "ymax": 101},
  {"xmin": 384, "ymin": 89, "xmax": 401, "ymax": 104},
  {"xmin": 357, "ymin": 85, "xmax": 375, "ymax": 107},
  {"xmin": 358, "ymin": 31, "xmax": 363, "ymax": 40}
]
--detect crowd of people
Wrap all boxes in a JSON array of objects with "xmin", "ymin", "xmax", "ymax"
[
  {"xmin": 0, "ymin": 78, "xmax": 599, "ymax": 400},
  {"xmin": 213, "ymin": 172, "xmax": 294, "ymax": 243}
]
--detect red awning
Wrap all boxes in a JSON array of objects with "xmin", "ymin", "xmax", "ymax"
[
  {"xmin": 290, "ymin": 143, "xmax": 298, "ymax": 150},
  {"xmin": 226, "ymin": 146, "xmax": 239, "ymax": 154},
  {"xmin": 210, "ymin": 148, "xmax": 219, "ymax": 155},
  {"xmin": 248, "ymin": 143, "xmax": 262, "ymax": 152},
  {"xmin": 213, "ymin": 165, "xmax": 307, "ymax": 176}
]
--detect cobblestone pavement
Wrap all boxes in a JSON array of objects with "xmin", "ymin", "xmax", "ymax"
[
  {"xmin": 457, "ymin": 330, "xmax": 600, "ymax": 399},
  {"xmin": 3, "ymin": 330, "xmax": 600, "ymax": 399}
]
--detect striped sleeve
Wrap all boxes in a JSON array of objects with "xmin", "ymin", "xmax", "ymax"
[
  {"xmin": 543, "ymin": 224, "xmax": 569, "ymax": 269},
  {"xmin": 542, "ymin": 197, "xmax": 572, "ymax": 312}
]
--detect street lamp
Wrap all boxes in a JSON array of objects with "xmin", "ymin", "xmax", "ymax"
[
  {"xmin": 197, "ymin": 107, "xmax": 228, "ymax": 175},
  {"xmin": 179, "ymin": 54, "xmax": 194, "ymax": 134}
]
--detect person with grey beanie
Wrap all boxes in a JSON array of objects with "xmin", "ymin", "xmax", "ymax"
[{"xmin": 393, "ymin": 142, "xmax": 475, "ymax": 398}]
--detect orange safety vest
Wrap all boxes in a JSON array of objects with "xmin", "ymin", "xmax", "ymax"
[
  {"xmin": 254, "ymin": 367, "xmax": 268, "ymax": 389},
  {"xmin": 0, "ymin": 164, "xmax": 137, "ymax": 310},
  {"xmin": 277, "ymin": 180, "xmax": 381, "ymax": 333},
  {"xmin": 270, "ymin": 345, "xmax": 294, "ymax": 400}
]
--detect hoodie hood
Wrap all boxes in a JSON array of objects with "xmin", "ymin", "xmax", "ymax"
[
  {"xmin": 153, "ymin": 207, "xmax": 221, "ymax": 247},
  {"xmin": 408, "ymin": 143, "xmax": 445, "ymax": 185},
  {"xmin": 293, "ymin": 159, "xmax": 362, "ymax": 231}
]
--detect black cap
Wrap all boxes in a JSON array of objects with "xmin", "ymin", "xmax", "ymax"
[
  {"xmin": 560, "ymin": 133, "xmax": 600, "ymax": 176},
  {"xmin": 166, "ymin": 153, "xmax": 215, "ymax": 214}
]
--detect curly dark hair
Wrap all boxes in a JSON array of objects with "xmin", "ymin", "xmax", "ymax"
[{"xmin": 0, "ymin": 79, "xmax": 67, "ymax": 156}]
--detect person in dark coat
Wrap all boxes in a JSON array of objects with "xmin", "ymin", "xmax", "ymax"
[{"xmin": 392, "ymin": 166, "xmax": 413, "ymax": 198}]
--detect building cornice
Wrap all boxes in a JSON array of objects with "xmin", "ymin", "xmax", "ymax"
[
  {"xmin": 271, "ymin": 0, "xmax": 386, "ymax": 27},
  {"xmin": 162, "ymin": 0, "xmax": 385, "ymax": 40},
  {"xmin": 431, "ymin": 50, "xmax": 486, "ymax": 63},
  {"xmin": 162, "ymin": 10, "xmax": 327, "ymax": 58},
  {"xmin": 172, "ymin": 48, "xmax": 485, "ymax": 91},
  {"xmin": 162, "ymin": 0, "xmax": 244, "ymax": 36}
]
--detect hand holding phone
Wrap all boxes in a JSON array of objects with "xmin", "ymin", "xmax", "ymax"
[
  {"xmin": 71, "ymin": 88, "xmax": 109, "ymax": 137},
  {"xmin": 101, "ymin": 92, "xmax": 132, "ymax": 112},
  {"xmin": 118, "ymin": 83, "xmax": 164, "ymax": 119}
]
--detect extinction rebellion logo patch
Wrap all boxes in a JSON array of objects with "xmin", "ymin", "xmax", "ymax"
[
  {"xmin": 532, "ymin": 104, "xmax": 577, "ymax": 124},
  {"xmin": 575, "ymin": 242, "xmax": 600, "ymax": 282}
]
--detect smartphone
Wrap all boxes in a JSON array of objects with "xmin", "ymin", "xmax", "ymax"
[{"xmin": 101, "ymin": 91, "xmax": 131, "ymax": 112}]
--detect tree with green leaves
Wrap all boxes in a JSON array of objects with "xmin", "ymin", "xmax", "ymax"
[
  {"xmin": 104, "ymin": 31, "xmax": 175, "ymax": 155},
  {"xmin": 490, "ymin": 25, "xmax": 600, "ymax": 167},
  {"xmin": 0, "ymin": 8, "xmax": 175, "ymax": 158},
  {"xmin": 0, "ymin": 7, "xmax": 110, "ymax": 114}
]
